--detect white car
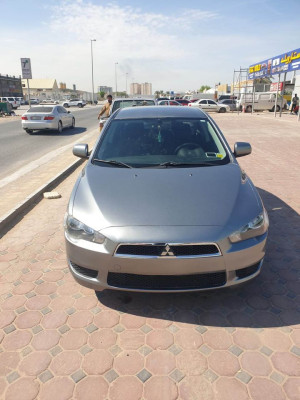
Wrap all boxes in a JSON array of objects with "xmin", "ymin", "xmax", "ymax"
[
  {"xmin": 189, "ymin": 99, "xmax": 230, "ymax": 113},
  {"xmin": 0, "ymin": 97, "xmax": 20, "ymax": 109},
  {"xmin": 62, "ymin": 99, "xmax": 86, "ymax": 108},
  {"xmin": 21, "ymin": 105, "xmax": 75, "ymax": 134}
]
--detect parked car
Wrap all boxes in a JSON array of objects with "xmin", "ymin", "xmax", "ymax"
[
  {"xmin": 157, "ymin": 100, "xmax": 182, "ymax": 106},
  {"xmin": 0, "ymin": 97, "xmax": 19, "ymax": 109},
  {"xmin": 236, "ymin": 92, "xmax": 287, "ymax": 112},
  {"xmin": 21, "ymin": 105, "xmax": 75, "ymax": 134},
  {"xmin": 156, "ymin": 97, "xmax": 169, "ymax": 102},
  {"xmin": 189, "ymin": 99, "xmax": 230, "ymax": 113},
  {"xmin": 219, "ymin": 99, "xmax": 237, "ymax": 111},
  {"xmin": 25, "ymin": 98, "xmax": 40, "ymax": 105},
  {"xmin": 175, "ymin": 99, "xmax": 191, "ymax": 106},
  {"xmin": 62, "ymin": 99, "xmax": 86, "ymax": 108},
  {"xmin": 16, "ymin": 97, "xmax": 26, "ymax": 105},
  {"xmin": 218, "ymin": 95, "xmax": 237, "ymax": 102},
  {"xmin": 65, "ymin": 106, "xmax": 269, "ymax": 292}
]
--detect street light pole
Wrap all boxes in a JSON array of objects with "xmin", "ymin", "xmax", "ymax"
[
  {"xmin": 90, "ymin": 39, "xmax": 96, "ymax": 104},
  {"xmin": 115, "ymin": 62, "xmax": 118, "ymax": 97},
  {"xmin": 125, "ymin": 72, "xmax": 128, "ymax": 96}
]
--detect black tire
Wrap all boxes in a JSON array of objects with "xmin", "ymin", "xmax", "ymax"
[
  {"xmin": 246, "ymin": 105, "xmax": 252, "ymax": 113},
  {"xmin": 219, "ymin": 107, "xmax": 226, "ymax": 113},
  {"xmin": 78, "ymin": 103, "xmax": 83, "ymax": 108},
  {"xmin": 70, "ymin": 118, "xmax": 75, "ymax": 129},
  {"xmin": 57, "ymin": 121, "xmax": 63, "ymax": 133},
  {"xmin": 63, "ymin": 103, "xmax": 69, "ymax": 108},
  {"xmin": 25, "ymin": 129, "xmax": 33, "ymax": 135}
]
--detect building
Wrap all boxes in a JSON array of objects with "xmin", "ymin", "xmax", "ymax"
[
  {"xmin": 0, "ymin": 74, "xmax": 23, "ymax": 97},
  {"xmin": 98, "ymin": 86, "xmax": 113, "ymax": 95},
  {"xmin": 130, "ymin": 82, "xmax": 152, "ymax": 96},
  {"xmin": 22, "ymin": 78, "xmax": 59, "ymax": 100},
  {"xmin": 141, "ymin": 82, "xmax": 152, "ymax": 96},
  {"xmin": 130, "ymin": 83, "xmax": 141, "ymax": 95}
]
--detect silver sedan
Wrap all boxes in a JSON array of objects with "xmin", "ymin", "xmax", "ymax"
[
  {"xmin": 21, "ymin": 105, "xmax": 75, "ymax": 134},
  {"xmin": 65, "ymin": 106, "xmax": 268, "ymax": 292}
]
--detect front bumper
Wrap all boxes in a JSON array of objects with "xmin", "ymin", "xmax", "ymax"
[{"xmin": 65, "ymin": 229, "xmax": 267, "ymax": 293}]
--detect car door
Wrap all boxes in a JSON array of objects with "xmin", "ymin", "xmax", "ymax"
[
  {"xmin": 57, "ymin": 106, "xmax": 68, "ymax": 127},
  {"xmin": 197, "ymin": 100, "xmax": 208, "ymax": 110},
  {"xmin": 207, "ymin": 100, "xmax": 218, "ymax": 112}
]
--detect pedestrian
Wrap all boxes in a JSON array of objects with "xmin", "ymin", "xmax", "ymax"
[
  {"xmin": 291, "ymin": 93, "xmax": 299, "ymax": 114},
  {"xmin": 98, "ymin": 94, "xmax": 112, "ymax": 131}
]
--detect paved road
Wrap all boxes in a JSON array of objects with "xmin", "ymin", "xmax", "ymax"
[{"xmin": 0, "ymin": 106, "xmax": 100, "ymax": 178}]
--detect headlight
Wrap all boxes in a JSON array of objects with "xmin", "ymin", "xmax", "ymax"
[
  {"xmin": 229, "ymin": 209, "xmax": 269, "ymax": 243},
  {"xmin": 64, "ymin": 214, "xmax": 105, "ymax": 244}
]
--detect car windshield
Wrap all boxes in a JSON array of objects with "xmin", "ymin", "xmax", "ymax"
[
  {"xmin": 112, "ymin": 100, "xmax": 155, "ymax": 113},
  {"xmin": 28, "ymin": 107, "xmax": 54, "ymax": 113},
  {"xmin": 93, "ymin": 117, "xmax": 230, "ymax": 168}
]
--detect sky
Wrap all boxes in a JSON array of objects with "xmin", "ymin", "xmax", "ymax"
[{"xmin": 1, "ymin": 0, "xmax": 300, "ymax": 93}]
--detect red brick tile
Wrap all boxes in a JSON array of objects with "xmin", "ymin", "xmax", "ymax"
[
  {"xmin": 36, "ymin": 250, "xmax": 57, "ymax": 261},
  {"xmin": 208, "ymin": 351, "xmax": 240, "ymax": 376},
  {"xmin": 56, "ymin": 282, "xmax": 79, "ymax": 295},
  {"xmin": 249, "ymin": 377, "xmax": 286, "ymax": 400},
  {"xmin": 283, "ymin": 378, "xmax": 300, "ymax": 400},
  {"xmin": 147, "ymin": 317, "xmax": 172, "ymax": 329},
  {"xmin": 114, "ymin": 350, "xmax": 144, "ymax": 375},
  {"xmin": 89, "ymin": 329, "xmax": 117, "ymax": 349},
  {"xmin": 13, "ymin": 282, "xmax": 35, "ymax": 295},
  {"xmin": 32, "ymin": 329, "xmax": 61, "ymax": 350},
  {"xmin": 68, "ymin": 311, "xmax": 93, "ymax": 328},
  {"xmin": 41, "ymin": 310, "xmax": 68, "ymax": 329},
  {"xmin": 119, "ymin": 329, "xmax": 145, "ymax": 350},
  {"xmin": 50, "ymin": 260, "xmax": 68, "ymax": 270},
  {"xmin": 146, "ymin": 329, "xmax": 174, "ymax": 350},
  {"xmin": 261, "ymin": 330, "xmax": 292, "ymax": 351},
  {"xmin": 0, "ymin": 282, "xmax": 13, "ymax": 296},
  {"xmin": 39, "ymin": 377, "xmax": 74, "ymax": 400},
  {"xmin": 214, "ymin": 377, "xmax": 249, "ymax": 400},
  {"xmin": 177, "ymin": 350, "xmax": 207, "ymax": 375},
  {"xmin": 144, "ymin": 376, "xmax": 178, "ymax": 400},
  {"xmin": 43, "ymin": 270, "xmax": 64, "ymax": 282},
  {"xmin": 19, "ymin": 351, "xmax": 51, "ymax": 376},
  {"xmin": 0, "ymin": 378, "xmax": 6, "ymax": 398},
  {"xmin": 0, "ymin": 252, "xmax": 18, "ymax": 262},
  {"xmin": 49, "ymin": 295, "xmax": 75, "ymax": 310},
  {"xmin": 21, "ymin": 271, "xmax": 43, "ymax": 282},
  {"xmin": 35, "ymin": 282, "xmax": 57, "ymax": 295},
  {"xmin": 204, "ymin": 329, "xmax": 232, "ymax": 350},
  {"xmin": 2, "ymin": 295, "xmax": 26, "ymax": 310},
  {"xmin": 0, "ymin": 351, "xmax": 20, "ymax": 375},
  {"xmin": 109, "ymin": 376, "xmax": 143, "ymax": 400},
  {"xmin": 2, "ymin": 330, "xmax": 32, "ymax": 350},
  {"xmin": 50, "ymin": 350, "xmax": 82, "ymax": 375},
  {"xmin": 146, "ymin": 350, "xmax": 176, "ymax": 375},
  {"xmin": 3, "ymin": 270, "xmax": 22, "ymax": 283},
  {"xmin": 291, "ymin": 330, "xmax": 300, "ymax": 347},
  {"xmin": 271, "ymin": 352, "xmax": 300, "ymax": 376},
  {"xmin": 180, "ymin": 376, "xmax": 214, "ymax": 400},
  {"xmin": 241, "ymin": 351, "xmax": 272, "ymax": 376},
  {"xmin": 5, "ymin": 377, "xmax": 39, "ymax": 400},
  {"xmin": 82, "ymin": 349, "xmax": 113, "ymax": 374},
  {"xmin": 0, "ymin": 310, "xmax": 16, "ymax": 328},
  {"xmin": 175, "ymin": 328, "xmax": 203, "ymax": 350},
  {"xmin": 60, "ymin": 329, "xmax": 88, "ymax": 350},
  {"xmin": 120, "ymin": 314, "xmax": 146, "ymax": 329},
  {"xmin": 15, "ymin": 310, "xmax": 42, "ymax": 329},
  {"xmin": 233, "ymin": 329, "xmax": 261, "ymax": 350},
  {"xmin": 93, "ymin": 310, "xmax": 120, "ymax": 328},
  {"xmin": 26, "ymin": 295, "xmax": 51, "ymax": 310},
  {"xmin": 74, "ymin": 376, "xmax": 108, "ymax": 400},
  {"xmin": 74, "ymin": 295, "xmax": 98, "ymax": 310}
]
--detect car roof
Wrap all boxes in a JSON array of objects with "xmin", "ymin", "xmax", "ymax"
[
  {"xmin": 113, "ymin": 97, "xmax": 155, "ymax": 101},
  {"xmin": 114, "ymin": 106, "xmax": 207, "ymax": 119}
]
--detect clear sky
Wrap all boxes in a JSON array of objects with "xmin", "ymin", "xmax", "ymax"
[{"xmin": 1, "ymin": 0, "xmax": 299, "ymax": 93}]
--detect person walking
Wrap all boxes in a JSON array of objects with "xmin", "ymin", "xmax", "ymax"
[
  {"xmin": 98, "ymin": 94, "xmax": 112, "ymax": 131},
  {"xmin": 291, "ymin": 94, "xmax": 299, "ymax": 114}
]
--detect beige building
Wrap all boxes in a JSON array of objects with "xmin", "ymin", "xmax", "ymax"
[
  {"xmin": 22, "ymin": 79, "xmax": 59, "ymax": 100},
  {"xmin": 130, "ymin": 83, "xmax": 141, "ymax": 95},
  {"xmin": 141, "ymin": 82, "xmax": 152, "ymax": 95},
  {"xmin": 130, "ymin": 82, "xmax": 152, "ymax": 96}
]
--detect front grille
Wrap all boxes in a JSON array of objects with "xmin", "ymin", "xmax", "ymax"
[
  {"xmin": 70, "ymin": 262, "xmax": 98, "ymax": 278},
  {"xmin": 107, "ymin": 271, "xmax": 226, "ymax": 290},
  {"xmin": 115, "ymin": 244, "xmax": 220, "ymax": 257},
  {"xmin": 236, "ymin": 262, "xmax": 261, "ymax": 279}
]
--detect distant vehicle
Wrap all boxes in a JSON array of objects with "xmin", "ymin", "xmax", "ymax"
[
  {"xmin": 157, "ymin": 100, "xmax": 182, "ymax": 106},
  {"xmin": 183, "ymin": 93, "xmax": 216, "ymax": 101},
  {"xmin": 236, "ymin": 92, "xmax": 287, "ymax": 112},
  {"xmin": 21, "ymin": 105, "xmax": 75, "ymax": 134},
  {"xmin": 0, "ymin": 97, "xmax": 19, "ymax": 109},
  {"xmin": 189, "ymin": 99, "xmax": 230, "ymax": 113},
  {"xmin": 16, "ymin": 97, "xmax": 25, "ymax": 105},
  {"xmin": 156, "ymin": 97, "xmax": 169, "ymax": 102},
  {"xmin": 219, "ymin": 99, "xmax": 237, "ymax": 111},
  {"xmin": 62, "ymin": 99, "xmax": 86, "ymax": 108},
  {"xmin": 40, "ymin": 99, "xmax": 59, "ymax": 104},
  {"xmin": 175, "ymin": 99, "xmax": 191, "ymax": 106},
  {"xmin": 218, "ymin": 95, "xmax": 237, "ymax": 102},
  {"xmin": 25, "ymin": 98, "xmax": 40, "ymax": 105}
]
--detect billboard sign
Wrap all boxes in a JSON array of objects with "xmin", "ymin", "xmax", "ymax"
[
  {"xmin": 270, "ymin": 82, "xmax": 283, "ymax": 92},
  {"xmin": 248, "ymin": 48, "xmax": 300, "ymax": 79},
  {"xmin": 20, "ymin": 58, "xmax": 32, "ymax": 79}
]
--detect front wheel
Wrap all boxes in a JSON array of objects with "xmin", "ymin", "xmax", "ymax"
[
  {"xmin": 78, "ymin": 103, "xmax": 83, "ymax": 108},
  {"xmin": 57, "ymin": 121, "xmax": 63, "ymax": 133},
  {"xmin": 25, "ymin": 129, "xmax": 33, "ymax": 135},
  {"xmin": 63, "ymin": 103, "xmax": 69, "ymax": 108},
  {"xmin": 219, "ymin": 107, "xmax": 226, "ymax": 113},
  {"xmin": 246, "ymin": 105, "xmax": 252, "ymax": 113},
  {"xmin": 271, "ymin": 105, "xmax": 280, "ymax": 112},
  {"xmin": 70, "ymin": 118, "xmax": 75, "ymax": 129}
]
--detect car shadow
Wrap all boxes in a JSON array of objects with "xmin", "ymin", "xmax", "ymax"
[
  {"xmin": 96, "ymin": 188, "xmax": 300, "ymax": 328},
  {"xmin": 29, "ymin": 127, "xmax": 87, "ymax": 136}
]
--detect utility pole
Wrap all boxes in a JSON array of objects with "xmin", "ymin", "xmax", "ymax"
[
  {"xmin": 115, "ymin": 62, "xmax": 118, "ymax": 96},
  {"xmin": 90, "ymin": 39, "xmax": 96, "ymax": 104}
]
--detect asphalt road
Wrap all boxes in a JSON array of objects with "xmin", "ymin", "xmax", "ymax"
[{"xmin": 0, "ymin": 106, "xmax": 101, "ymax": 178}]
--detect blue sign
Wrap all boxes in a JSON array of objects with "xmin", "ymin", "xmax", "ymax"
[{"xmin": 248, "ymin": 48, "xmax": 300, "ymax": 79}]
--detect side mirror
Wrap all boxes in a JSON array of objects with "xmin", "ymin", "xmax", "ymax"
[
  {"xmin": 234, "ymin": 142, "xmax": 252, "ymax": 157},
  {"xmin": 73, "ymin": 144, "xmax": 89, "ymax": 159}
]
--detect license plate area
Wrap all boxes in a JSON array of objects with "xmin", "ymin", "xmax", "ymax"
[{"xmin": 30, "ymin": 116, "xmax": 41, "ymax": 120}]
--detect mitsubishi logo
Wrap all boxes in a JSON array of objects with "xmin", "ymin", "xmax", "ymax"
[{"xmin": 160, "ymin": 245, "xmax": 175, "ymax": 257}]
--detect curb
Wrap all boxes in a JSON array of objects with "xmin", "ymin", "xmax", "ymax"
[{"xmin": 0, "ymin": 157, "xmax": 85, "ymax": 237}]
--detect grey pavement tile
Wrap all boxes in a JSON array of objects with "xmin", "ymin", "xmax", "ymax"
[
  {"xmin": 270, "ymin": 372, "xmax": 285, "ymax": 384},
  {"xmin": 49, "ymin": 293, "xmax": 58, "ymax": 299},
  {"xmin": 105, "ymin": 369, "xmax": 119, "ymax": 383},
  {"xmin": 22, "ymin": 268, "xmax": 30, "ymax": 274},
  {"xmin": 168, "ymin": 344, "xmax": 182, "ymax": 355},
  {"xmin": 254, "ymin": 328, "xmax": 264, "ymax": 333},
  {"xmin": 57, "ymin": 280, "xmax": 65, "ymax": 286},
  {"xmin": 137, "ymin": 369, "xmax": 152, "ymax": 383},
  {"xmin": 109, "ymin": 345, "xmax": 122, "ymax": 357},
  {"xmin": 16, "ymin": 306, "xmax": 27, "ymax": 314},
  {"xmin": 72, "ymin": 293, "xmax": 82, "ymax": 299},
  {"xmin": 13, "ymin": 280, "xmax": 22, "ymax": 286},
  {"xmin": 39, "ymin": 370, "xmax": 54, "ymax": 383},
  {"xmin": 236, "ymin": 371, "xmax": 252, "ymax": 384},
  {"xmin": 43, "ymin": 268, "xmax": 51, "ymax": 272},
  {"xmin": 4, "ymin": 324, "xmax": 16, "ymax": 334},
  {"xmin": 71, "ymin": 370, "xmax": 86, "ymax": 383},
  {"xmin": 139, "ymin": 346, "xmax": 153, "ymax": 356},
  {"xmin": 66, "ymin": 307, "xmax": 76, "ymax": 315},
  {"xmin": 80, "ymin": 345, "xmax": 93, "ymax": 355},
  {"xmin": 25, "ymin": 292, "xmax": 36, "ymax": 298},
  {"xmin": 32, "ymin": 325, "xmax": 43, "ymax": 334},
  {"xmin": 195, "ymin": 326, "xmax": 208, "ymax": 334},
  {"xmin": 63, "ymin": 268, "xmax": 69, "ymax": 274},
  {"xmin": 291, "ymin": 346, "xmax": 300, "ymax": 356},
  {"xmin": 91, "ymin": 306, "xmax": 101, "ymax": 314},
  {"xmin": 229, "ymin": 345, "xmax": 243, "ymax": 357},
  {"xmin": 280, "ymin": 326, "xmax": 292, "ymax": 333},
  {"xmin": 260, "ymin": 346, "xmax": 273, "ymax": 356},
  {"xmin": 50, "ymin": 346, "xmax": 63, "ymax": 357},
  {"xmin": 168, "ymin": 324, "xmax": 179, "ymax": 333},
  {"xmin": 7, "ymin": 371, "xmax": 20, "ymax": 383},
  {"xmin": 203, "ymin": 369, "xmax": 218, "ymax": 383},
  {"xmin": 200, "ymin": 345, "xmax": 212, "ymax": 355},
  {"xmin": 170, "ymin": 369, "xmax": 185, "ymax": 383},
  {"xmin": 22, "ymin": 347, "xmax": 32, "ymax": 357},
  {"xmin": 86, "ymin": 324, "xmax": 98, "ymax": 334},
  {"xmin": 225, "ymin": 327, "xmax": 236, "ymax": 334},
  {"xmin": 114, "ymin": 325, "xmax": 125, "ymax": 333},
  {"xmin": 140, "ymin": 325, "xmax": 152, "ymax": 334},
  {"xmin": 3, "ymin": 293, "xmax": 13, "ymax": 299},
  {"xmin": 35, "ymin": 279, "xmax": 44, "ymax": 285},
  {"xmin": 41, "ymin": 307, "xmax": 51, "ymax": 315},
  {"xmin": 59, "ymin": 325, "xmax": 70, "ymax": 334}
]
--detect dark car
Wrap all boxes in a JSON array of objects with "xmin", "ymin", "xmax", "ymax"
[
  {"xmin": 175, "ymin": 99, "xmax": 191, "ymax": 106},
  {"xmin": 219, "ymin": 99, "xmax": 237, "ymax": 111},
  {"xmin": 218, "ymin": 95, "xmax": 237, "ymax": 102}
]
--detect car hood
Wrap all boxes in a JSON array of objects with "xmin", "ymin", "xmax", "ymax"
[{"xmin": 72, "ymin": 163, "xmax": 262, "ymax": 231}]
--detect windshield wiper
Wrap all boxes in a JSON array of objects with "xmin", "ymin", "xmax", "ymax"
[
  {"xmin": 93, "ymin": 159, "xmax": 132, "ymax": 168},
  {"xmin": 157, "ymin": 161, "xmax": 217, "ymax": 167}
]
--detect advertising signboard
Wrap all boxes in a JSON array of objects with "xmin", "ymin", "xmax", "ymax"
[
  {"xmin": 270, "ymin": 82, "xmax": 283, "ymax": 92},
  {"xmin": 248, "ymin": 48, "xmax": 300, "ymax": 79},
  {"xmin": 20, "ymin": 58, "xmax": 32, "ymax": 79}
]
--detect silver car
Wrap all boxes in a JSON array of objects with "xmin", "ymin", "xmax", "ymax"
[
  {"xmin": 189, "ymin": 99, "xmax": 230, "ymax": 113},
  {"xmin": 65, "ymin": 106, "xmax": 268, "ymax": 292},
  {"xmin": 22, "ymin": 105, "xmax": 75, "ymax": 134}
]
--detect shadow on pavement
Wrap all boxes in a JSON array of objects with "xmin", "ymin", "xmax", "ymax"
[
  {"xmin": 28, "ymin": 127, "xmax": 87, "ymax": 136},
  {"xmin": 96, "ymin": 187, "xmax": 300, "ymax": 329}
]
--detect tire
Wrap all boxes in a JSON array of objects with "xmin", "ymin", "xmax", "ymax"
[
  {"xmin": 78, "ymin": 103, "xmax": 83, "ymax": 108},
  {"xmin": 25, "ymin": 129, "xmax": 33, "ymax": 135},
  {"xmin": 63, "ymin": 103, "xmax": 69, "ymax": 108},
  {"xmin": 70, "ymin": 118, "xmax": 75, "ymax": 129},
  {"xmin": 246, "ymin": 105, "xmax": 252, "ymax": 113},
  {"xmin": 57, "ymin": 121, "xmax": 63, "ymax": 133},
  {"xmin": 219, "ymin": 107, "xmax": 226, "ymax": 113}
]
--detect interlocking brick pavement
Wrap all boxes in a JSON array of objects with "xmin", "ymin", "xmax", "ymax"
[{"xmin": 0, "ymin": 113, "xmax": 300, "ymax": 399}]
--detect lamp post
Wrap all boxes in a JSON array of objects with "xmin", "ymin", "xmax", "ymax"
[
  {"xmin": 90, "ymin": 39, "xmax": 96, "ymax": 104},
  {"xmin": 115, "ymin": 62, "xmax": 118, "ymax": 96},
  {"xmin": 125, "ymin": 72, "xmax": 128, "ymax": 95}
]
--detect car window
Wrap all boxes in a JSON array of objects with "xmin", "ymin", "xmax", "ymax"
[
  {"xmin": 112, "ymin": 100, "xmax": 155, "ymax": 113},
  {"xmin": 57, "ymin": 106, "xmax": 67, "ymax": 113},
  {"xmin": 94, "ymin": 117, "xmax": 229, "ymax": 168},
  {"xmin": 28, "ymin": 107, "xmax": 54, "ymax": 113},
  {"xmin": 8, "ymin": 98, "xmax": 15, "ymax": 101},
  {"xmin": 199, "ymin": 100, "xmax": 207, "ymax": 104},
  {"xmin": 207, "ymin": 100, "xmax": 216, "ymax": 105}
]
